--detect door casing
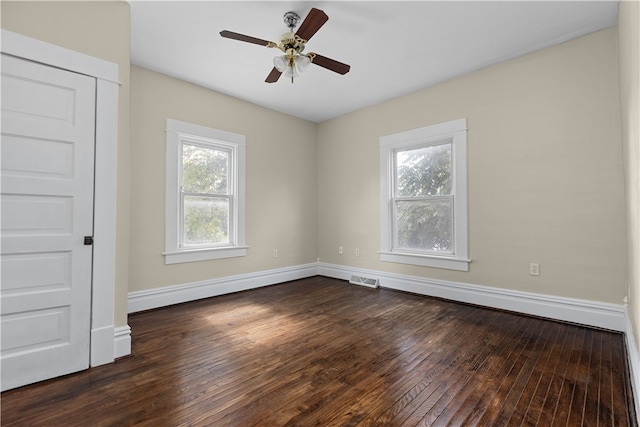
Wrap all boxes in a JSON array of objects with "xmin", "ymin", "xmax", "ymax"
[{"xmin": 1, "ymin": 29, "xmax": 122, "ymax": 366}]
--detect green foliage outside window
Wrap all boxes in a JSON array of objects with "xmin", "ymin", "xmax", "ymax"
[
  {"xmin": 182, "ymin": 143, "xmax": 230, "ymax": 246},
  {"xmin": 395, "ymin": 143, "xmax": 453, "ymax": 253}
]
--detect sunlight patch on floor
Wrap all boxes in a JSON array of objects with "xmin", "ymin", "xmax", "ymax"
[{"xmin": 205, "ymin": 303, "xmax": 307, "ymax": 346}]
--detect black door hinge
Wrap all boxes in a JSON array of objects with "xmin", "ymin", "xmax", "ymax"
[{"xmin": 84, "ymin": 236, "xmax": 94, "ymax": 245}]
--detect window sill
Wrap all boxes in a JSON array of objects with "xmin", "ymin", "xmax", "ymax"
[
  {"xmin": 379, "ymin": 251, "xmax": 470, "ymax": 272},
  {"xmin": 164, "ymin": 246, "xmax": 248, "ymax": 265}
]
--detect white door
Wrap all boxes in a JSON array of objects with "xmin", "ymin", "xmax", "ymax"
[{"xmin": 1, "ymin": 54, "xmax": 96, "ymax": 391}]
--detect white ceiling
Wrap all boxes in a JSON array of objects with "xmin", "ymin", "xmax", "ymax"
[{"xmin": 130, "ymin": 1, "xmax": 618, "ymax": 123}]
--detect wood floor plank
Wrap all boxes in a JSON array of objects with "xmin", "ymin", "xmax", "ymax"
[
  {"xmin": 445, "ymin": 317, "xmax": 538, "ymax": 426},
  {"xmin": 0, "ymin": 277, "xmax": 635, "ymax": 427},
  {"xmin": 422, "ymin": 314, "xmax": 532, "ymax": 426},
  {"xmin": 611, "ymin": 330, "xmax": 634, "ymax": 427},
  {"xmin": 360, "ymin": 307, "xmax": 491, "ymax": 426},
  {"xmin": 582, "ymin": 331, "xmax": 603, "ymax": 426},
  {"xmin": 521, "ymin": 323, "xmax": 569, "ymax": 426},
  {"xmin": 339, "ymin": 305, "xmax": 481, "ymax": 427},
  {"xmin": 305, "ymin": 303, "xmax": 474, "ymax": 426},
  {"xmin": 535, "ymin": 324, "xmax": 581, "ymax": 426},
  {"xmin": 598, "ymin": 331, "xmax": 615, "ymax": 426},
  {"xmin": 281, "ymin": 301, "xmax": 477, "ymax": 426},
  {"xmin": 507, "ymin": 321, "xmax": 564, "ymax": 426},
  {"xmin": 407, "ymin": 312, "xmax": 510, "ymax": 426},
  {"xmin": 566, "ymin": 332, "xmax": 594, "ymax": 426},
  {"xmin": 387, "ymin": 332, "xmax": 490, "ymax": 425},
  {"xmin": 550, "ymin": 327, "xmax": 588, "ymax": 427},
  {"xmin": 496, "ymin": 321, "xmax": 563, "ymax": 426}
]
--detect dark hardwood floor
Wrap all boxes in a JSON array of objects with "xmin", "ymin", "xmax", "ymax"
[{"xmin": 1, "ymin": 276, "xmax": 636, "ymax": 426}]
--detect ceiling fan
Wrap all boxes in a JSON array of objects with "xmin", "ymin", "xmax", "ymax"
[{"xmin": 220, "ymin": 8, "xmax": 351, "ymax": 84}]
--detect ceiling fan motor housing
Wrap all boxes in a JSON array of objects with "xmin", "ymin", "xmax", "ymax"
[{"xmin": 279, "ymin": 32, "xmax": 306, "ymax": 56}]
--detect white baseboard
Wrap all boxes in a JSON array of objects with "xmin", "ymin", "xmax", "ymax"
[
  {"xmin": 625, "ymin": 307, "xmax": 640, "ymax": 418},
  {"xmin": 128, "ymin": 263, "xmax": 318, "ymax": 313},
  {"xmin": 318, "ymin": 262, "xmax": 626, "ymax": 332},
  {"xmin": 114, "ymin": 325, "xmax": 131, "ymax": 359},
  {"xmin": 129, "ymin": 261, "xmax": 626, "ymax": 330}
]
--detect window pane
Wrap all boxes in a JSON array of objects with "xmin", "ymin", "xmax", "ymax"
[
  {"xmin": 396, "ymin": 199, "xmax": 453, "ymax": 253},
  {"xmin": 182, "ymin": 143, "xmax": 229, "ymax": 194},
  {"xmin": 396, "ymin": 143, "xmax": 451, "ymax": 197},
  {"xmin": 183, "ymin": 196, "xmax": 229, "ymax": 246}
]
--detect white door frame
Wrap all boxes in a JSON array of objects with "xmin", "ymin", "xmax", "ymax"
[{"xmin": 1, "ymin": 29, "xmax": 121, "ymax": 366}]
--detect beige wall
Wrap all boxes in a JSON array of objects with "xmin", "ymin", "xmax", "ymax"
[
  {"xmin": 618, "ymin": 1, "xmax": 640, "ymax": 351},
  {"xmin": 0, "ymin": 2, "xmax": 631, "ymax": 322},
  {"xmin": 129, "ymin": 66, "xmax": 317, "ymax": 291},
  {"xmin": 318, "ymin": 28, "xmax": 627, "ymax": 304},
  {"xmin": 1, "ymin": 1, "xmax": 131, "ymax": 327}
]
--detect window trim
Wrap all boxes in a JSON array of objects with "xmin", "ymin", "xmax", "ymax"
[
  {"xmin": 379, "ymin": 118, "xmax": 469, "ymax": 271},
  {"xmin": 165, "ymin": 119, "xmax": 247, "ymax": 264}
]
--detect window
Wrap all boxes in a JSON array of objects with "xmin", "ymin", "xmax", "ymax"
[
  {"xmin": 165, "ymin": 119, "xmax": 246, "ymax": 264},
  {"xmin": 379, "ymin": 118, "xmax": 469, "ymax": 271}
]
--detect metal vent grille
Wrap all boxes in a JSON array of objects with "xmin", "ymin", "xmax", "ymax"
[{"xmin": 349, "ymin": 275, "xmax": 379, "ymax": 288}]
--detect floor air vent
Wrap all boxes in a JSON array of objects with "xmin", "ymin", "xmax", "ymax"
[{"xmin": 349, "ymin": 275, "xmax": 379, "ymax": 288}]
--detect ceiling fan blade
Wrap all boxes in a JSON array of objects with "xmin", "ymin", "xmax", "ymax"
[
  {"xmin": 220, "ymin": 30, "xmax": 275, "ymax": 47},
  {"xmin": 265, "ymin": 67, "xmax": 282, "ymax": 83},
  {"xmin": 310, "ymin": 54, "xmax": 351, "ymax": 75},
  {"xmin": 295, "ymin": 8, "xmax": 329, "ymax": 41}
]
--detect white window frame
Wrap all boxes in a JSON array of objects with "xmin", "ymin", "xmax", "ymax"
[
  {"xmin": 164, "ymin": 119, "xmax": 247, "ymax": 264},
  {"xmin": 379, "ymin": 118, "xmax": 469, "ymax": 271}
]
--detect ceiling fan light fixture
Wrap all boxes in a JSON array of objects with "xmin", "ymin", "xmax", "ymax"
[
  {"xmin": 273, "ymin": 55, "xmax": 288, "ymax": 72},
  {"xmin": 283, "ymin": 63, "xmax": 299, "ymax": 79},
  {"xmin": 273, "ymin": 54, "xmax": 310, "ymax": 82},
  {"xmin": 296, "ymin": 54, "xmax": 311, "ymax": 73}
]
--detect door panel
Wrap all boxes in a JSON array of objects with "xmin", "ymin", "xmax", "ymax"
[
  {"xmin": 2, "ymin": 252, "xmax": 71, "ymax": 294},
  {"xmin": 1, "ymin": 54, "xmax": 96, "ymax": 391},
  {"xmin": 2, "ymin": 194, "xmax": 73, "ymax": 235},
  {"xmin": 2, "ymin": 307, "xmax": 71, "ymax": 355},
  {"xmin": 1, "ymin": 134, "xmax": 75, "ymax": 179},
  {"xmin": 2, "ymin": 70, "xmax": 77, "ymax": 125}
]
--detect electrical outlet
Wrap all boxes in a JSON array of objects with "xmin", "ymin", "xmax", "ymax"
[
  {"xmin": 338, "ymin": 246, "xmax": 343, "ymax": 255},
  {"xmin": 529, "ymin": 263, "xmax": 539, "ymax": 276},
  {"xmin": 273, "ymin": 249, "xmax": 278, "ymax": 258},
  {"xmin": 355, "ymin": 248, "xmax": 360, "ymax": 257}
]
